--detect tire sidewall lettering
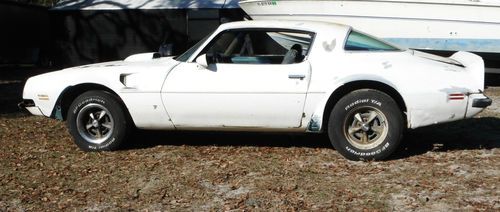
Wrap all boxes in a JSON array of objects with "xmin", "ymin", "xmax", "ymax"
[
  {"xmin": 88, "ymin": 137, "xmax": 116, "ymax": 150},
  {"xmin": 72, "ymin": 98, "xmax": 107, "ymax": 114},
  {"xmin": 345, "ymin": 141, "xmax": 390, "ymax": 156},
  {"xmin": 344, "ymin": 98, "xmax": 383, "ymax": 111},
  {"xmin": 98, "ymin": 137, "xmax": 116, "ymax": 149}
]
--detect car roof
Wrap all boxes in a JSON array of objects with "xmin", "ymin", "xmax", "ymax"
[{"xmin": 218, "ymin": 20, "xmax": 351, "ymax": 33}]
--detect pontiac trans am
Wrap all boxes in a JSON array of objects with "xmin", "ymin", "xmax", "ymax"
[{"xmin": 20, "ymin": 21, "xmax": 492, "ymax": 160}]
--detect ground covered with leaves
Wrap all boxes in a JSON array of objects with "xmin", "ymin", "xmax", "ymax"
[{"xmin": 0, "ymin": 68, "xmax": 499, "ymax": 210}]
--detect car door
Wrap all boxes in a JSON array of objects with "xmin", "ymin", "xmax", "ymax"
[{"xmin": 162, "ymin": 29, "xmax": 314, "ymax": 129}]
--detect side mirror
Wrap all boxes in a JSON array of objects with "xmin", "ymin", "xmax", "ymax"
[
  {"xmin": 195, "ymin": 54, "xmax": 208, "ymax": 67},
  {"xmin": 206, "ymin": 53, "xmax": 217, "ymax": 64}
]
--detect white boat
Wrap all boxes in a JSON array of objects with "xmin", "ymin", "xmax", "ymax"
[{"xmin": 239, "ymin": 0, "xmax": 500, "ymax": 54}]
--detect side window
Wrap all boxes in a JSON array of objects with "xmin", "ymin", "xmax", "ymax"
[
  {"xmin": 198, "ymin": 29, "xmax": 314, "ymax": 64},
  {"xmin": 344, "ymin": 30, "xmax": 400, "ymax": 51}
]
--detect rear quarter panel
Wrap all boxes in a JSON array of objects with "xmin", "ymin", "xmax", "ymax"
[{"xmin": 303, "ymin": 47, "xmax": 473, "ymax": 130}]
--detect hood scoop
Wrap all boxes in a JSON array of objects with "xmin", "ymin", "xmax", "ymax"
[{"xmin": 124, "ymin": 52, "xmax": 162, "ymax": 62}]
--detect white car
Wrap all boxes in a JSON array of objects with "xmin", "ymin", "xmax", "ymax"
[{"xmin": 20, "ymin": 20, "xmax": 491, "ymax": 161}]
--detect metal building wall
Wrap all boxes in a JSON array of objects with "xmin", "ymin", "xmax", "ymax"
[
  {"xmin": 49, "ymin": 0, "xmax": 245, "ymax": 67},
  {"xmin": 50, "ymin": 9, "xmax": 187, "ymax": 66},
  {"xmin": 0, "ymin": 1, "xmax": 49, "ymax": 65}
]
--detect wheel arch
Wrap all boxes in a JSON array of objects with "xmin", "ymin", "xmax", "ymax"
[
  {"xmin": 51, "ymin": 83, "xmax": 134, "ymax": 125},
  {"xmin": 319, "ymin": 80, "xmax": 408, "ymax": 132}
]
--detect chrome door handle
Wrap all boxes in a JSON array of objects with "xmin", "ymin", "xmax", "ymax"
[{"xmin": 288, "ymin": 74, "xmax": 306, "ymax": 79}]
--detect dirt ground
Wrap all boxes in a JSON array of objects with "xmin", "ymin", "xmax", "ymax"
[{"xmin": 0, "ymin": 67, "xmax": 499, "ymax": 211}]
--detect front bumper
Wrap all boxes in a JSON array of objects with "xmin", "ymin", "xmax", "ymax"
[
  {"xmin": 18, "ymin": 99, "xmax": 44, "ymax": 116},
  {"xmin": 18, "ymin": 99, "xmax": 35, "ymax": 108}
]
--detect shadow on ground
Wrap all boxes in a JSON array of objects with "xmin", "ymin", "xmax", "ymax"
[
  {"xmin": 392, "ymin": 117, "xmax": 500, "ymax": 159},
  {"xmin": 126, "ymin": 116, "xmax": 500, "ymax": 160},
  {"xmin": 128, "ymin": 130, "xmax": 332, "ymax": 149}
]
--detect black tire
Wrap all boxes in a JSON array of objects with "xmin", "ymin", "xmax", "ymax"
[
  {"xmin": 327, "ymin": 89, "xmax": 404, "ymax": 161},
  {"xmin": 67, "ymin": 90, "xmax": 129, "ymax": 151}
]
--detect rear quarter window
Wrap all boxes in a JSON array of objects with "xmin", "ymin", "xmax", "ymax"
[{"xmin": 344, "ymin": 30, "xmax": 400, "ymax": 51}]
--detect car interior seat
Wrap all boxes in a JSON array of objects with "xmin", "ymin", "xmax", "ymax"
[{"xmin": 282, "ymin": 44, "xmax": 303, "ymax": 64}]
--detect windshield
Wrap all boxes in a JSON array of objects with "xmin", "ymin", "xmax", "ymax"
[{"xmin": 175, "ymin": 33, "xmax": 212, "ymax": 62}]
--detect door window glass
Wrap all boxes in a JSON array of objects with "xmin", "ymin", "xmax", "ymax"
[{"xmin": 198, "ymin": 29, "xmax": 314, "ymax": 64}]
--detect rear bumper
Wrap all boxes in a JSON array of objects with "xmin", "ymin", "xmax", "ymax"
[
  {"xmin": 472, "ymin": 97, "xmax": 492, "ymax": 108},
  {"xmin": 465, "ymin": 93, "xmax": 492, "ymax": 118}
]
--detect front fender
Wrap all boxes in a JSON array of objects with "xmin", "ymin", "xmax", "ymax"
[{"xmin": 22, "ymin": 69, "xmax": 127, "ymax": 118}]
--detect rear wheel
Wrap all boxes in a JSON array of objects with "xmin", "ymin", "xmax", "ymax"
[
  {"xmin": 67, "ymin": 90, "xmax": 129, "ymax": 151},
  {"xmin": 327, "ymin": 89, "xmax": 404, "ymax": 161}
]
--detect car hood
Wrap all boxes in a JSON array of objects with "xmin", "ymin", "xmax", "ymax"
[
  {"xmin": 67, "ymin": 55, "xmax": 177, "ymax": 71},
  {"xmin": 25, "ymin": 54, "xmax": 181, "ymax": 96}
]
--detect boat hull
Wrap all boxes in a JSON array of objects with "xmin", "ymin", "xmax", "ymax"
[{"xmin": 240, "ymin": 0, "xmax": 500, "ymax": 53}]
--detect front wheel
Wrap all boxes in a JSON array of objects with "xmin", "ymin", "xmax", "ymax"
[
  {"xmin": 67, "ymin": 90, "xmax": 129, "ymax": 151},
  {"xmin": 328, "ymin": 89, "xmax": 404, "ymax": 161}
]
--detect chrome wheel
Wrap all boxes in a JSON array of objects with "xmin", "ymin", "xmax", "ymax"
[
  {"xmin": 343, "ymin": 106, "xmax": 388, "ymax": 150},
  {"xmin": 76, "ymin": 103, "xmax": 114, "ymax": 144}
]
